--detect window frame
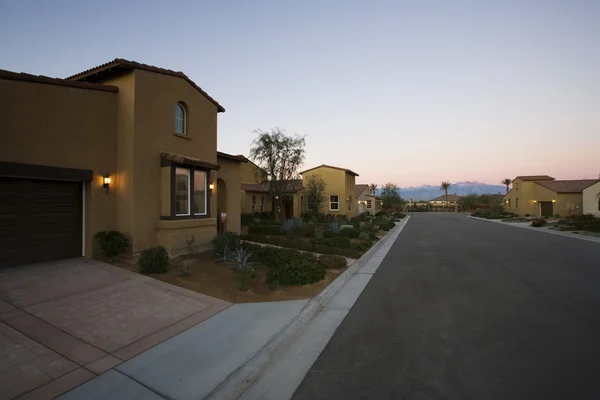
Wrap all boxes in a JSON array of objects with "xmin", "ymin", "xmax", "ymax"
[
  {"xmin": 260, "ymin": 195, "xmax": 265, "ymax": 212},
  {"xmin": 508, "ymin": 198, "xmax": 511, "ymax": 207},
  {"xmin": 329, "ymin": 194, "xmax": 340, "ymax": 211},
  {"xmin": 175, "ymin": 103, "xmax": 187, "ymax": 135},
  {"xmin": 175, "ymin": 168, "xmax": 191, "ymax": 216},
  {"xmin": 366, "ymin": 199, "xmax": 372, "ymax": 209},
  {"xmin": 251, "ymin": 195, "xmax": 256, "ymax": 213},
  {"xmin": 164, "ymin": 165, "xmax": 211, "ymax": 220},
  {"xmin": 516, "ymin": 197, "xmax": 519, "ymax": 208}
]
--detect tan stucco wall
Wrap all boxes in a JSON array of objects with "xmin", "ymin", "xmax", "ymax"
[
  {"xmin": 240, "ymin": 161, "xmax": 265, "ymax": 183},
  {"xmin": 0, "ymin": 78, "xmax": 118, "ymax": 257},
  {"xmin": 242, "ymin": 192, "xmax": 272, "ymax": 214},
  {"xmin": 303, "ymin": 167, "xmax": 359, "ymax": 216},
  {"xmin": 106, "ymin": 69, "xmax": 219, "ymax": 252},
  {"xmin": 504, "ymin": 179, "xmax": 584, "ymax": 217},
  {"xmin": 583, "ymin": 181, "xmax": 600, "ymax": 217},
  {"xmin": 503, "ymin": 179, "xmax": 540, "ymax": 216},
  {"xmin": 215, "ymin": 157, "xmax": 242, "ymax": 233}
]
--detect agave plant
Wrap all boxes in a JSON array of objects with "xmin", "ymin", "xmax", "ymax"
[
  {"xmin": 231, "ymin": 247, "xmax": 256, "ymax": 271},
  {"xmin": 281, "ymin": 219, "xmax": 302, "ymax": 235},
  {"xmin": 313, "ymin": 226, "xmax": 325, "ymax": 239},
  {"xmin": 216, "ymin": 243, "xmax": 235, "ymax": 262},
  {"xmin": 329, "ymin": 222, "xmax": 341, "ymax": 234}
]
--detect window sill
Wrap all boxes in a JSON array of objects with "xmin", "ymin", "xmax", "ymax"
[{"xmin": 174, "ymin": 133, "xmax": 191, "ymax": 140}]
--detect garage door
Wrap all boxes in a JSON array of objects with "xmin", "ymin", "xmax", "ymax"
[{"xmin": 0, "ymin": 177, "xmax": 82, "ymax": 268}]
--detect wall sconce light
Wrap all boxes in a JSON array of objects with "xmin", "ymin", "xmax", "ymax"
[
  {"xmin": 209, "ymin": 182, "xmax": 214, "ymax": 191},
  {"xmin": 103, "ymin": 175, "xmax": 111, "ymax": 194},
  {"xmin": 552, "ymin": 199, "xmax": 556, "ymax": 203},
  {"xmin": 533, "ymin": 200, "xmax": 537, "ymax": 203},
  {"xmin": 505, "ymin": 200, "xmax": 509, "ymax": 204}
]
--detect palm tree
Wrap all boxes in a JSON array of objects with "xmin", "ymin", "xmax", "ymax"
[
  {"xmin": 501, "ymin": 178, "xmax": 512, "ymax": 194},
  {"xmin": 440, "ymin": 181, "xmax": 451, "ymax": 208},
  {"xmin": 368, "ymin": 183, "xmax": 378, "ymax": 195}
]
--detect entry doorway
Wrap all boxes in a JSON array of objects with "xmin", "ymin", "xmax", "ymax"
[{"xmin": 540, "ymin": 201, "xmax": 553, "ymax": 217}]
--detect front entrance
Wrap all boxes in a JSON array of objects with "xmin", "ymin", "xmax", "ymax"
[
  {"xmin": 217, "ymin": 178, "xmax": 226, "ymax": 233},
  {"xmin": 540, "ymin": 201, "xmax": 553, "ymax": 217},
  {"xmin": 282, "ymin": 196, "xmax": 294, "ymax": 219}
]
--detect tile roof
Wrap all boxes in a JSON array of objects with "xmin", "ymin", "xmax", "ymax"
[
  {"xmin": 241, "ymin": 179, "xmax": 304, "ymax": 193},
  {"xmin": 300, "ymin": 164, "xmax": 359, "ymax": 177},
  {"xmin": 430, "ymin": 194, "xmax": 461, "ymax": 202},
  {"xmin": 160, "ymin": 152, "xmax": 220, "ymax": 170},
  {"xmin": 217, "ymin": 151, "xmax": 248, "ymax": 163},
  {"xmin": 514, "ymin": 175, "xmax": 555, "ymax": 181},
  {"xmin": 0, "ymin": 68, "xmax": 118, "ymax": 92},
  {"xmin": 355, "ymin": 184, "xmax": 370, "ymax": 198},
  {"xmin": 535, "ymin": 179, "xmax": 599, "ymax": 193},
  {"xmin": 67, "ymin": 58, "xmax": 225, "ymax": 112}
]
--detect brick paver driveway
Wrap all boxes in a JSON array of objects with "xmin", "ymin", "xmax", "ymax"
[{"xmin": 0, "ymin": 258, "xmax": 231, "ymax": 399}]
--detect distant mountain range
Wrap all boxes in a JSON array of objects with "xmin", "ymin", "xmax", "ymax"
[{"xmin": 376, "ymin": 181, "xmax": 506, "ymax": 201}]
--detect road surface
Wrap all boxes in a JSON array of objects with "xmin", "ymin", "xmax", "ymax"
[{"xmin": 292, "ymin": 213, "xmax": 600, "ymax": 400}]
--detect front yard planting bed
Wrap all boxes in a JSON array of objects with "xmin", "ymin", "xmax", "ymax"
[
  {"xmin": 114, "ymin": 249, "xmax": 348, "ymax": 303},
  {"xmin": 241, "ymin": 233, "xmax": 373, "ymax": 258}
]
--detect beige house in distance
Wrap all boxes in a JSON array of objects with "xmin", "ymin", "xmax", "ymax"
[
  {"xmin": 355, "ymin": 184, "xmax": 382, "ymax": 215},
  {"xmin": 503, "ymin": 175, "xmax": 599, "ymax": 217},
  {"xmin": 300, "ymin": 164, "xmax": 359, "ymax": 217},
  {"xmin": 0, "ymin": 59, "xmax": 243, "ymax": 267},
  {"xmin": 583, "ymin": 181, "xmax": 600, "ymax": 217},
  {"xmin": 429, "ymin": 194, "xmax": 461, "ymax": 208}
]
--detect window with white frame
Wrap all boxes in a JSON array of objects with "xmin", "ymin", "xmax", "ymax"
[
  {"xmin": 174, "ymin": 167, "xmax": 208, "ymax": 218},
  {"xmin": 330, "ymin": 195, "xmax": 339, "ymax": 211},
  {"xmin": 260, "ymin": 195, "xmax": 265, "ymax": 212},
  {"xmin": 175, "ymin": 103, "xmax": 186, "ymax": 135},
  {"xmin": 367, "ymin": 199, "xmax": 372, "ymax": 209},
  {"xmin": 251, "ymin": 195, "xmax": 256, "ymax": 212}
]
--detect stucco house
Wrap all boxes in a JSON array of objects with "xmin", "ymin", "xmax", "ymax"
[
  {"xmin": 0, "ymin": 59, "xmax": 243, "ymax": 268},
  {"xmin": 429, "ymin": 194, "xmax": 461, "ymax": 208},
  {"xmin": 503, "ymin": 175, "xmax": 599, "ymax": 217},
  {"xmin": 582, "ymin": 181, "xmax": 600, "ymax": 217},
  {"xmin": 355, "ymin": 184, "xmax": 382, "ymax": 215},
  {"xmin": 300, "ymin": 165, "xmax": 359, "ymax": 217}
]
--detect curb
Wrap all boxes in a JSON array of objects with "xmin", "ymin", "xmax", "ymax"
[
  {"xmin": 466, "ymin": 215, "xmax": 600, "ymax": 244},
  {"xmin": 206, "ymin": 217, "xmax": 410, "ymax": 400}
]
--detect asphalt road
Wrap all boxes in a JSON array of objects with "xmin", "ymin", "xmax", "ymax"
[{"xmin": 292, "ymin": 213, "xmax": 600, "ymax": 400}]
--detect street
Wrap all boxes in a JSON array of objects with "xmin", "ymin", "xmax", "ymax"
[{"xmin": 292, "ymin": 213, "xmax": 600, "ymax": 400}]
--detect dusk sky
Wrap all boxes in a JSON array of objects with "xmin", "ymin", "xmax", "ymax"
[{"xmin": 1, "ymin": 0, "xmax": 598, "ymax": 186}]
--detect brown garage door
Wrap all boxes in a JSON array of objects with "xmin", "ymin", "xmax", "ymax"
[{"xmin": 0, "ymin": 177, "xmax": 82, "ymax": 268}]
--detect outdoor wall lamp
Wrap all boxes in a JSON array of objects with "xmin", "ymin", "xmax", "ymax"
[
  {"xmin": 533, "ymin": 200, "xmax": 538, "ymax": 203},
  {"xmin": 552, "ymin": 199, "xmax": 556, "ymax": 203},
  {"xmin": 209, "ymin": 182, "xmax": 214, "ymax": 191},
  {"xmin": 103, "ymin": 175, "xmax": 111, "ymax": 194}
]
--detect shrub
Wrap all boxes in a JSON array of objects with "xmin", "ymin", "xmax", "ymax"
[
  {"xmin": 292, "ymin": 223, "xmax": 313, "ymax": 238},
  {"xmin": 184, "ymin": 235, "xmax": 197, "ymax": 255},
  {"xmin": 267, "ymin": 257, "xmax": 325, "ymax": 286},
  {"xmin": 216, "ymin": 243, "xmax": 235, "ymax": 262},
  {"xmin": 329, "ymin": 222, "xmax": 341, "ymax": 233},
  {"xmin": 177, "ymin": 259, "xmax": 191, "ymax": 277},
  {"xmin": 373, "ymin": 219, "xmax": 394, "ymax": 231},
  {"xmin": 138, "ymin": 246, "xmax": 169, "ymax": 274},
  {"xmin": 358, "ymin": 231, "xmax": 372, "ymax": 241},
  {"xmin": 94, "ymin": 231, "xmax": 128, "ymax": 261},
  {"xmin": 318, "ymin": 254, "xmax": 347, "ymax": 269},
  {"xmin": 375, "ymin": 210, "xmax": 386, "ymax": 217},
  {"xmin": 340, "ymin": 227, "xmax": 361, "ymax": 238},
  {"xmin": 531, "ymin": 218, "xmax": 547, "ymax": 227},
  {"xmin": 282, "ymin": 219, "xmax": 303, "ymax": 236},
  {"xmin": 313, "ymin": 226, "xmax": 325, "ymax": 239},
  {"xmin": 249, "ymin": 224, "xmax": 285, "ymax": 235},
  {"xmin": 212, "ymin": 232, "xmax": 241, "ymax": 255}
]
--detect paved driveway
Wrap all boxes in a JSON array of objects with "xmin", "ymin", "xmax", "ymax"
[
  {"xmin": 293, "ymin": 213, "xmax": 600, "ymax": 400},
  {"xmin": 0, "ymin": 258, "xmax": 230, "ymax": 399}
]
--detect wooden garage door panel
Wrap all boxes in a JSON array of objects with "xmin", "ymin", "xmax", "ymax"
[{"xmin": 0, "ymin": 177, "xmax": 82, "ymax": 268}]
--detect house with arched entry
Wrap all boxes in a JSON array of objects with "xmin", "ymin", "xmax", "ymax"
[{"xmin": 0, "ymin": 58, "xmax": 244, "ymax": 267}]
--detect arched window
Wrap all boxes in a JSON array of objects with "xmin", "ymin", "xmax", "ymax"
[{"xmin": 175, "ymin": 103, "xmax": 186, "ymax": 134}]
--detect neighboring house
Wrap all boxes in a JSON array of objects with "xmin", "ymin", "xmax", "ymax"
[
  {"xmin": 429, "ymin": 194, "xmax": 461, "ymax": 208},
  {"xmin": 0, "ymin": 59, "xmax": 242, "ymax": 268},
  {"xmin": 582, "ymin": 181, "xmax": 600, "ymax": 218},
  {"xmin": 503, "ymin": 175, "xmax": 599, "ymax": 217},
  {"xmin": 355, "ymin": 184, "xmax": 382, "ymax": 215},
  {"xmin": 240, "ymin": 180, "xmax": 304, "ymax": 219},
  {"xmin": 300, "ymin": 164, "xmax": 359, "ymax": 217}
]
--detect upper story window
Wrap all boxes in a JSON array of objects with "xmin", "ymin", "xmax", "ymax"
[
  {"xmin": 175, "ymin": 103, "xmax": 186, "ymax": 135},
  {"xmin": 330, "ymin": 195, "xmax": 339, "ymax": 211}
]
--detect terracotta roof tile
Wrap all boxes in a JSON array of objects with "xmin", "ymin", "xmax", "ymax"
[
  {"xmin": 160, "ymin": 152, "xmax": 220, "ymax": 170},
  {"xmin": 241, "ymin": 179, "xmax": 304, "ymax": 193},
  {"xmin": 0, "ymin": 69, "xmax": 118, "ymax": 92},
  {"xmin": 430, "ymin": 194, "xmax": 461, "ymax": 202},
  {"xmin": 67, "ymin": 58, "xmax": 225, "ymax": 112},
  {"xmin": 514, "ymin": 175, "xmax": 555, "ymax": 181},
  {"xmin": 300, "ymin": 164, "xmax": 359, "ymax": 177},
  {"xmin": 217, "ymin": 151, "xmax": 248, "ymax": 163},
  {"xmin": 535, "ymin": 179, "xmax": 599, "ymax": 193}
]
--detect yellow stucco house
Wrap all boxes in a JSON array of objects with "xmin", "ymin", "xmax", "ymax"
[
  {"xmin": 503, "ymin": 175, "xmax": 599, "ymax": 217},
  {"xmin": 0, "ymin": 59, "xmax": 243, "ymax": 267},
  {"xmin": 582, "ymin": 180, "xmax": 600, "ymax": 217},
  {"xmin": 300, "ymin": 164, "xmax": 359, "ymax": 217},
  {"xmin": 355, "ymin": 184, "xmax": 383, "ymax": 215}
]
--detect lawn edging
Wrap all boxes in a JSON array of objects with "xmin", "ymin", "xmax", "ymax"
[
  {"xmin": 466, "ymin": 215, "xmax": 600, "ymax": 244},
  {"xmin": 206, "ymin": 216, "xmax": 410, "ymax": 400}
]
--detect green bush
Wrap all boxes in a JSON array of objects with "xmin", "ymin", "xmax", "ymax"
[
  {"xmin": 94, "ymin": 231, "xmax": 129, "ymax": 261},
  {"xmin": 248, "ymin": 224, "xmax": 285, "ymax": 235},
  {"xmin": 394, "ymin": 212, "xmax": 406, "ymax": 219},
  {"xmin": 531, "ymin": 218, "xmax": 547, "ymax": 227},
  {"xmin": 212, "ymin": 232, "xmax": 241, "ymax": 255},
  {"xmin": 358, "ymin": 231, "xmax": 372, "ymax": 241},
  {"xmin": 243, "ymin": 234, "xmax": 367, "ymax": 258},
  {"xmin": 375, "ymin": 211, "xmax": 386, "ymax": 217},
  {"xmin": 350, "ymin": 241, "xmax": 372, "ymax": 252},
  {"xmin": 138, "ymin": 246, "xmax": 169, "ymax": 274},
  {"xmin": 292, "ymin": 223, "xmax": 313, "ymax": 238},
  {"xmin": 373, "ymin": 219, "xmax": 394, "ymax": 231},
  {"xmin": 318, "ymin": 254, "xmax": 347, "ymax": 269},
  {"xmin": 267, "ymin": 257, "xmax": 325, "ymax": 286},
  {"xmin": 340, "ymin": 227, "xmax": 361, "ymax": 238}
]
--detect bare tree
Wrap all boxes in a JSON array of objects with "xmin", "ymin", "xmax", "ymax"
[
  {"xmin": 305, "ymin": 174, "xmax": 327, "ymax": 216},
  {"xmin": 250, "ymin": 128, "xmax": 306, "ymax": 220}
]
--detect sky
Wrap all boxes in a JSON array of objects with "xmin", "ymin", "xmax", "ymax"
[{"xmin": 1, "ymin": 0, "xmax": 599, "ymax": 186}]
